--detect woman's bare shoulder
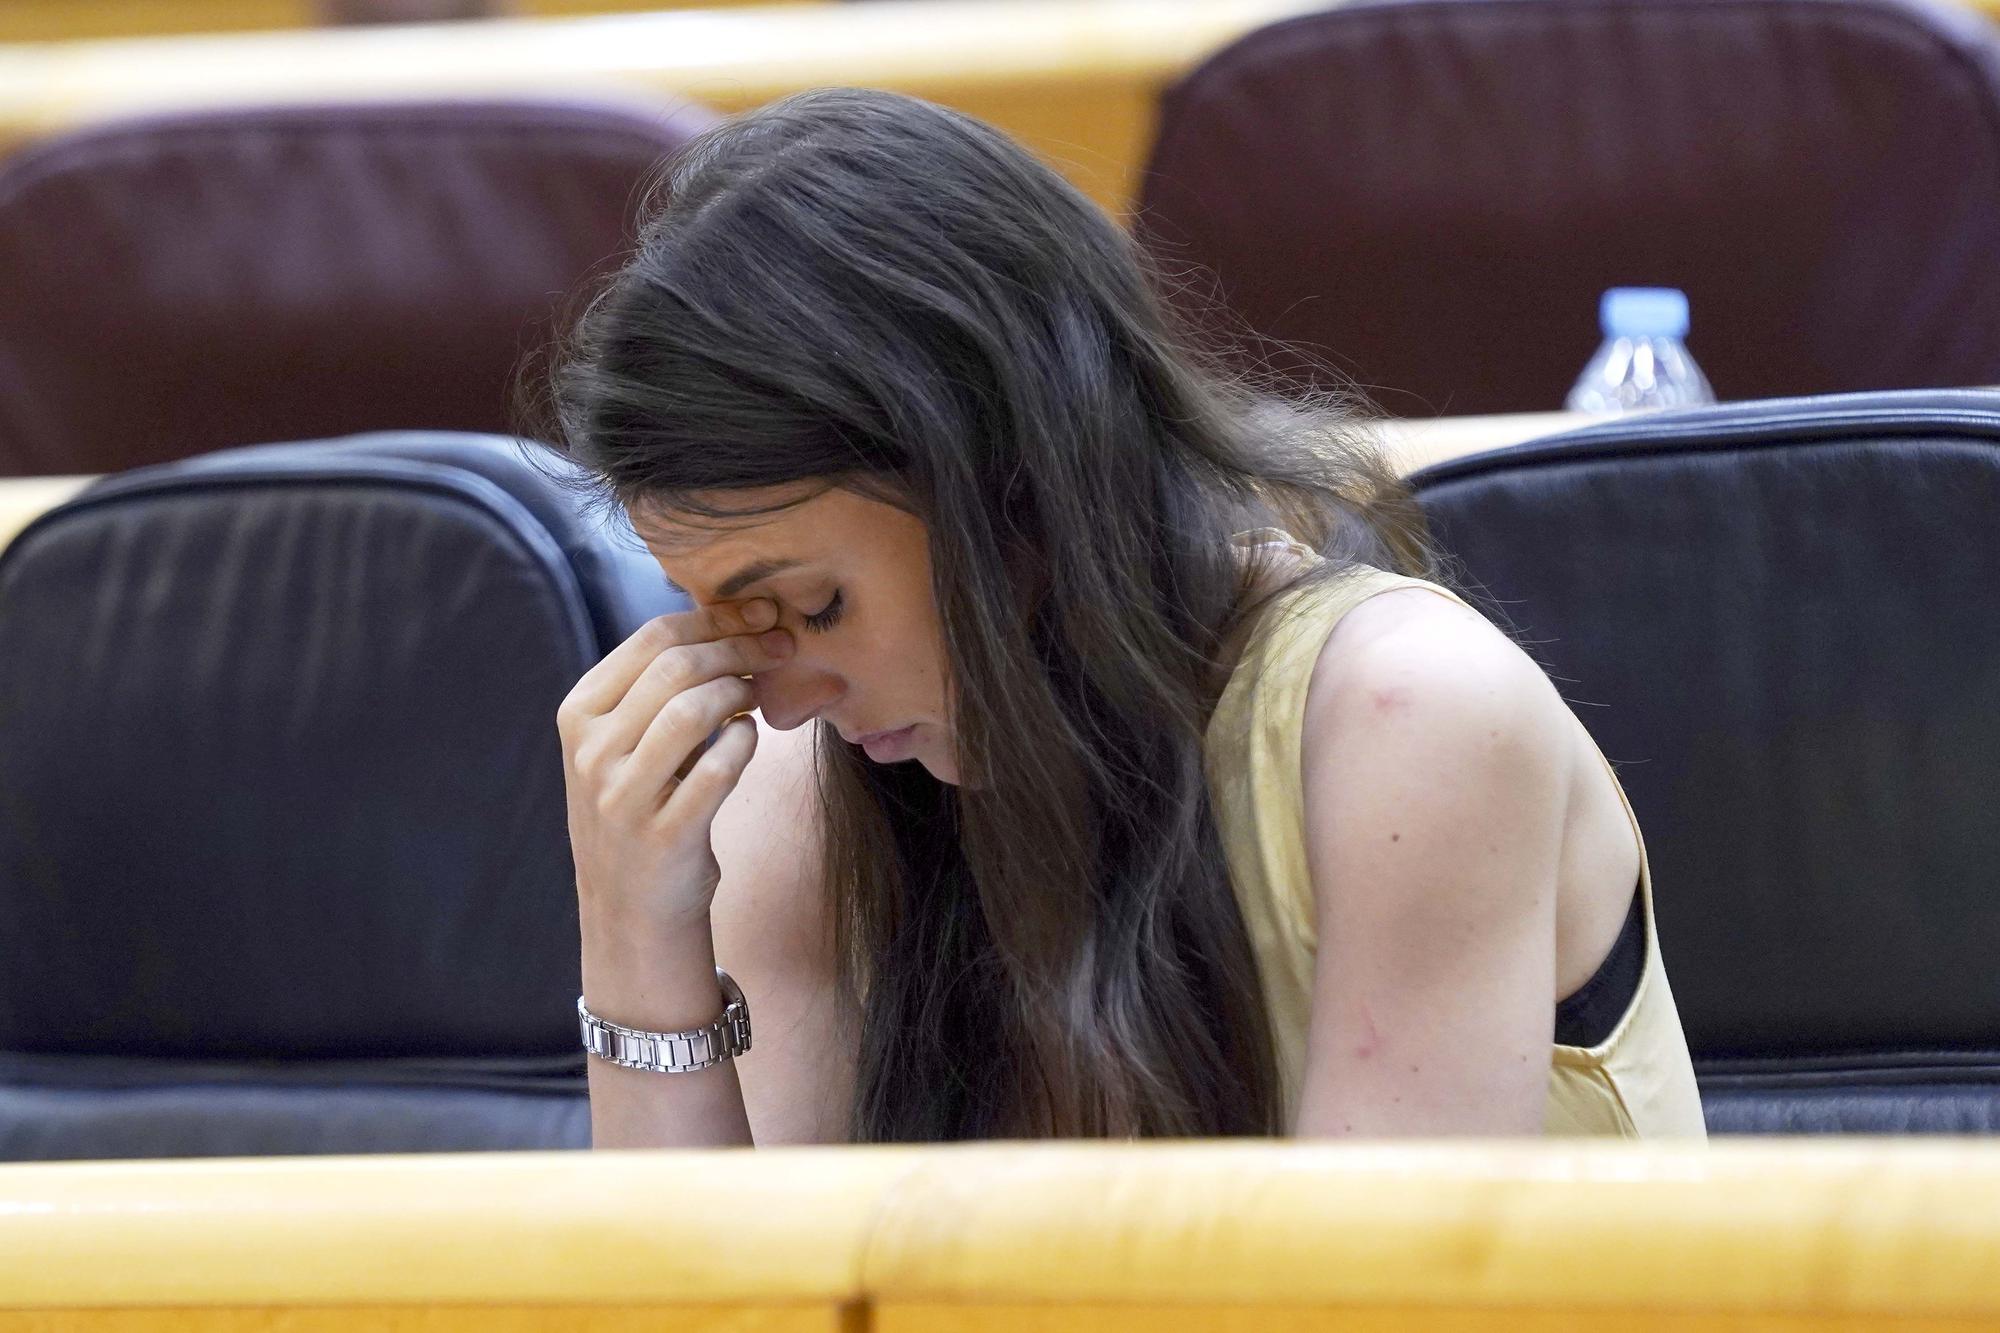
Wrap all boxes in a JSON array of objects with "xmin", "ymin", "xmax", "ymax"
[
  {"xmin": 1287, "ymin": 584, "xmax": 1577, "ymax": 1134},
  {"xmin": 1295, "ymin": 581, "xmax": 1581, "ymax": 902},
  {"xmin": 1307, "ymin": 583, "xmax": 1561, "ymax": 725}
]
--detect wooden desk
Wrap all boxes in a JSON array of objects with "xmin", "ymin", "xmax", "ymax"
[
  {"xmin": 9, "ymin": 0, "xmax": 2000, "ymax": 45},
  {"xmin": 0, "ymin": 475, "xmax": 93, "ymax": 554},
  {"xmin": 0, "ymin": 0, "xmax": 1320, "ymax": 215},
  {"xmin": 7, "ymin": 0, "xmax": 2000, "ymax": 215},
  {"xmin": 2, "ymin": 1139, "xmax": 2000, "ymax": 1329},
  {"xmin": 1370, "ymin": 409, "xmax": 1587, "ymax": 477},
  {"xmin": 0, "ymin": 0, "xmax": 802, "ymax": 45}
]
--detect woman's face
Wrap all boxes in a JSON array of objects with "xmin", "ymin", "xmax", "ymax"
[{"xmin": 638, "ymin": 483, "xmax": 960, "ymax": 785}]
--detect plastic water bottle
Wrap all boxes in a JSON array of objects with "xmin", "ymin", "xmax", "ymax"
[{"xmin": 1565, "ymin": 287, "xmax": 1716, "ymax": 414}]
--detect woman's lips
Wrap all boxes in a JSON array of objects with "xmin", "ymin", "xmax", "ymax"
[{"xmin": 860, "ymin": 724, "xmax": 917, "ymax": 763}]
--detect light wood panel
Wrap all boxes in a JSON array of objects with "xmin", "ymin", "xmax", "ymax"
[
  {"xmin": 0, "ymin": 0, "xmax": 799, "ymax": 45},
  {"xmin": 7, "ymin": 0, "xmax": 1996, "ymax": 212},
  {"xmin": 5, "ymin": 0, "xmax": 1994, "ymax": 49},
  {"xmin": 0, "ymin": 476, "xmax": 93, "ymax": 552},
  {"xmin": 0, "ymin": 0, "xmax": 1317, "ymax": 215},
  {"xmin": 1370, "ymin": 410, "xmax": 1586, "ymax": 476},
  {"xmin": 1, "ymin": 1140, "xmax": 1999, "ymax": 1327}
]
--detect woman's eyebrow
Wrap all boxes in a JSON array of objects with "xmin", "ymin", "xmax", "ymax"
[{"xmin": 714, "ymin": 557, "xmax": 805, "ymax": 600}]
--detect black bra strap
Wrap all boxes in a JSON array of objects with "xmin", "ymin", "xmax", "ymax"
[{"xmin": 1553, "ymin": 883, "xmax": 1646, "ymax": 1048}]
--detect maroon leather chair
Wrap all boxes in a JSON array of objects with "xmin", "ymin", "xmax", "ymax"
[
  {"xmin": 1136, "ymin": 0, "xmax": 2000, "ymax": 416},
  {"xmin": 0, "ymin": 99, "xmax": 715, "ymax": 476}
]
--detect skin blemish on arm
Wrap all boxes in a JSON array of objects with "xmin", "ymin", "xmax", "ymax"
[{"xmin": 1352, "ymin": 1003, "xmax": 1383, "ymax": 1060}]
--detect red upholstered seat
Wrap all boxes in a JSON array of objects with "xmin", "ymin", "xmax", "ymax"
[
  {"xmin": 1136, "ymin": 0, "xmax": 2000, "ymax": 415},
  {"xmin": 0, "ymin": 98, "xmax": 715, "ymax": 476}
]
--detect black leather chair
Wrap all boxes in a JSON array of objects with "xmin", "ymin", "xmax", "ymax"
[
  {"xmin": 0, "ymin": 433, "xmax": 680, "ymax": 1159},
  {"xmin": 1406, "ymin": 390, "xmax": 2000, "ymax": 1132},
  {"xmin": 1137, "ymin": 0, "xmax": 2000, "ymax": 415}
]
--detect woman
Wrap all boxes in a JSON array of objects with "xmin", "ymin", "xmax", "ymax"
[{"xmin": 546, "ymin": 87, "xmax": 1706, "ymax": 1146}]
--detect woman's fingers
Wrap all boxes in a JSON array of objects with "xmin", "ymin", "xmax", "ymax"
[
  {"xmin": 656, "ymin": 713, "xmax": 760, "ymax": 834},
  {"xmin": 590, "ymin": 628, "xmax": 793, "ymax": 762},
  {"xmin": 557, "ymin": 602, "xmax": 783, "ymax": 928},
  {"xmin": 557, "ymin": 598, "xmax": 777, "ymax": 729},
  {"xmin": 605, "ymin": 673, "xmax": 758, "ymax": 815}
]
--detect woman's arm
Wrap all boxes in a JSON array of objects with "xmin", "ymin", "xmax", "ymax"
[
  {"xmin": 1293, "ymin": 588, "xmax": 1576, "ymax": 1137},
  {"xmin": 584, "ymin": 714, "xmax": 854, "ymax": 1148}
]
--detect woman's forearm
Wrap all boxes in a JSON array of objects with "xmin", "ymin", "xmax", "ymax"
[{"xmin": 579, "ymin": 908, "xmax": 754, "ymax": 1149}]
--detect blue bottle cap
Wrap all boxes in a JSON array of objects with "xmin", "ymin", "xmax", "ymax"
[{"xmin": 1600, "ymin": 287, "xmax": 1690, "ymax": 339}]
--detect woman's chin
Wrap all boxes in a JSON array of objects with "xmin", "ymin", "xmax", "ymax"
[{"xmin": 917, "ymin": 746, "xmax": 964, "ymax": 787}]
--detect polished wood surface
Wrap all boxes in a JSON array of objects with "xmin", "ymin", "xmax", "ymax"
[
  {"xmin": 0, "ymin": 0, "xmax": 1317, "ymax": 214},
  {"xmin": 1370, "ymin": 410, "xmax": 1586, "ymax": 477},
  {"xmin": 6, "ymin": 0, "xmax": 1996, "ymax": 214},
  {"xmin": 5, "ymin": 0, "xmax": 2000, "ymax": 220},
  {"xmin": 0, "ymin": 476, "xmax": 93, "ymax": 554},
  {"xmin": 9, "ymin": 0, "xmax": 2000, "ymax": 44},
  {"xmin": 0, "ymin": 0, "xmax": 800, "ymax": 44},
  {"xmin": 2, "ymin": 1139, "xmax": 1999, "ymax": 1327}
]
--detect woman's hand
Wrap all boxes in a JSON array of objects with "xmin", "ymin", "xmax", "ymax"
[{"xmin": 557, "ymin": 597, "xmax": 796, "ymax": 931}]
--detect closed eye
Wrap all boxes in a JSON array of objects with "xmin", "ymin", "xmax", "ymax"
[{"xmin": 803, "ymin": 590, "xmax": 845, "ymax": 633}]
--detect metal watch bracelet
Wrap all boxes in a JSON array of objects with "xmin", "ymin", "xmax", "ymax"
[{"xmin": 578, "ymin": 966, "xmax": 752, "ymax": 1073}]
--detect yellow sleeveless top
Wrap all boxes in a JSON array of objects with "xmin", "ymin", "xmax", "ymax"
[{"xmin": 1202, "ymin": 530, "xmax": 1708, "ymax": 1138}]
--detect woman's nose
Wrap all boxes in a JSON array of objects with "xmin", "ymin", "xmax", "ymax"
[{"xmin": 751, "ymin": 666, "xmax": 841, "ymax": 732}]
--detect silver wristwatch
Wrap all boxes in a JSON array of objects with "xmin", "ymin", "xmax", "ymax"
[{"xmin": 577, "ymin": 966, "xmax": 752, "ymax": 1073}]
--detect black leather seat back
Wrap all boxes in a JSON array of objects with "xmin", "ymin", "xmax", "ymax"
[
  {"xmin": 0, "ymin": 433, "xmax": 679, "ymax": 1157},
  {"xmin": 1407, "ymin": 391, "xmax": 2000, "ymax": 1132}
]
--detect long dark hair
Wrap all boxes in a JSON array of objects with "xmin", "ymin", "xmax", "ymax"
[{"xmin": 542, "ymin": 87, "xmax": 1435, "ymax": 1141}]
